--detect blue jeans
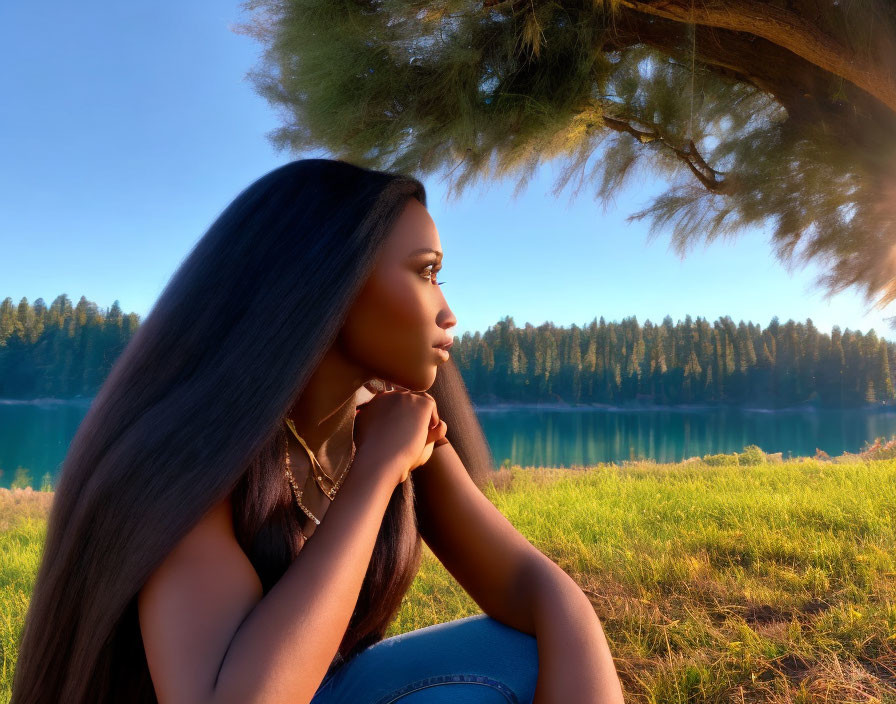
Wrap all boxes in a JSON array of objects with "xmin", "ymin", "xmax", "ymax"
[{"xmin": 310, "ymin": 613, "xmax": 540, "ymax": 703}]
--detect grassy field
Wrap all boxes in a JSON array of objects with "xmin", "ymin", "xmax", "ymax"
[{"xmin": 2, "ymin": 448, "xmax": 895, "ymax": 703}]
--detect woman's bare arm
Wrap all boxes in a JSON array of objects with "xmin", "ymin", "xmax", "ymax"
[
  {"xmin": 211, "ymin": 456, "xmax": 399, "ymax": 704},
  {"xmin": 139, "ymin": 452, "xmax": 401, "ymax": 704}
]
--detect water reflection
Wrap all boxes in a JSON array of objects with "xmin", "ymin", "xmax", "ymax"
[
  {"xmin": 3, "ymin": 399, "xmax": 896, "ymax": 487},
  {"xmin": 477, "ymin": 405, "xmax": 896, "ymax": 468}
]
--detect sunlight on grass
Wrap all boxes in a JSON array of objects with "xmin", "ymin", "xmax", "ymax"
[{"xmin": 2, "ymin": 455, "xmax": 895, "ymax": 703}]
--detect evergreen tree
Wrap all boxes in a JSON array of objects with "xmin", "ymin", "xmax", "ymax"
[
  {"xmin": 865, "ymin": 379, "xmax": 877, "ymax": 404},
  {"xmin": 877, "ymin": 340, "xmax": 896, "ymax": 401},
  {"xmin": 236, "ymin": 0, "xmax": 896, "ymax": 331},
  {"xmin": 8, "ymin": 297, "xmax": 896, "ymax": 409},
  {"xmin": 682, "ymin": 350, "xmax": 702, "ymax": 403}
]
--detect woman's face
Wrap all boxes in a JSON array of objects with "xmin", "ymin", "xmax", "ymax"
[{"xmin": 337, "ymin": 198, "xmax": 457, "ymax": 392}]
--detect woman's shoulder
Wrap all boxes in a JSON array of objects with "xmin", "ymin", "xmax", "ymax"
[
  {"xmin": 145, "ymin": 492, "xmax": 249, "ymax": 580},
  {"xmin": 137, "ymin": 489, "xmax": 263, "ymax": 701}
]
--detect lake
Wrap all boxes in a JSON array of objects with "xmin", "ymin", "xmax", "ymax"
[{"xmin": 3, "ymin": 398, "xmax": 896, "ymax": 489}]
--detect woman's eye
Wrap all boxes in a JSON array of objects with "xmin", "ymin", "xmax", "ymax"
[{"xmin": 421, "ymin": 264, "xmax": 443, "ymax": 284}]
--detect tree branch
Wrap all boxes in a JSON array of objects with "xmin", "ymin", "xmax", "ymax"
[
  {"xmin": 484, "ymin": 0, "xmax": 893, "ymax": 144},
  {"xmin": 599, "ymin": 115, "xmax": 733, "ymax": 194},
  {"xmin": 617, "ymin": 0, "xmax": 896, "ymax": 115},
  {"xmin": 600, "ymin": 11, "xmax": 894, "ymax": 148}
]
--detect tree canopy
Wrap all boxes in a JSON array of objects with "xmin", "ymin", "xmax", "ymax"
[{"xmin": 235, "ymin": 0, "xmax": 896, "ymax": 326}]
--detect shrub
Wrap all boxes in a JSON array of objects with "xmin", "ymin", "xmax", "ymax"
[
  {"xmin": 10, "ymin": 467, "xmax": 32, "ymax": 490},
  {"xmin": 738, "ymin": 444, "xmax": 766, "ymax": 465},
  {"xmin": 701, "ymin": 452, "xmax": 740, "ymax": 466},
  {"xmin": 857, "ymin": 435, "xmax": 896, "ymax": 460},
  {"xmin": 701, "ymin": 445, "xmax": 767, "ymax": 466}
]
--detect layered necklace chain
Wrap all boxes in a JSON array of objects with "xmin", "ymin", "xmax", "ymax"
[{"xmin": 283, "ymin": 414, "xmax": 356, "ymax": 536}]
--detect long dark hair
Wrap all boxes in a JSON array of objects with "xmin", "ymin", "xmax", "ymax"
[{"xmin": 11, "ymin": 159, "xmax": 495, "ymax": 703}]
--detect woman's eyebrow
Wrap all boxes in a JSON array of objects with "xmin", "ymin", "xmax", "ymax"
[{"xmin": 407, "ymin": 248, "xmax": 443, "ymax": 260}]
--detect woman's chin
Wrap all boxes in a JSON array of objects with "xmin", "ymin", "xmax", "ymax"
[{"xmin": 405, "ymin": 373, "xmax": 437, "ymax": 394}]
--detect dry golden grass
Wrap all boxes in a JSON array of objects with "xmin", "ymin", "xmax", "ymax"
[{"xmin": 0, "ymin": 488, "xmax": 53, "ymax": 533}]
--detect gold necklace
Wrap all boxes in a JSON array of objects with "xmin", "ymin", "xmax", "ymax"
[{"xmin": 283, "ymin": 415, "xmax": 356, "ymax": 530}]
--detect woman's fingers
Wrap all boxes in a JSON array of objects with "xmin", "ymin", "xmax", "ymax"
[
  {"xmin": 361, "ymin": 382, "xmax": 441, "ymax": 436},
  {"xmin": 427, "ymin": 419, "xmax": 447, "ymax": 443},
  {"xmin": 431, "ymin": 420, "xmax": 449, "ymax": 448}
]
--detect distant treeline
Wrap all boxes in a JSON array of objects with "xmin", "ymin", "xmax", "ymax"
[
  {"xmin": 457, "ymin": 315, "xmax": 895, "ymax": 408},
  {"xmin": 1, "ymin": 296, "xmax": 894, "ymax": 408},
  {"xmin": 0, "ymin": 295, "xmax": 139, "ymax": 398}
]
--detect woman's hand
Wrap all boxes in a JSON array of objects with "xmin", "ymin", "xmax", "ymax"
[{"xmin": 354, "ymin": 381, "xmax": 448, "ymax": 486}]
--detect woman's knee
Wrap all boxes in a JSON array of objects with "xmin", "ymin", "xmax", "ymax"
[
  {"xmin": 459, "ymin": 614, "xmax": 538, "ymax": 670},
  {"xmin": 371, "ymin": 672, "xmax": 523, "ymax": 703},
  {"xmin": 374, "ymin": 614, "xmax": 538, "ymax": 704},
  {"xmin": 314, "ymin": 613, "xmax": 539, "ymax": 704}
]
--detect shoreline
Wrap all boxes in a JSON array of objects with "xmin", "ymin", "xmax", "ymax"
[
  {"xmin": 2, "ymin": 397, "xmax": 894, "ymax": 414},
  {"xmin": 0, "ymin": 397, "xmax": 93, "ymax": 407},
  {"xmin": 471, "ymin": 400, "xmax": 896, "ymax": 413}
]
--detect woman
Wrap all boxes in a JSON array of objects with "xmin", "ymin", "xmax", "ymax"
[{"xmin": 11, "ymin": 159, "xmax": 625, "ymax": 703}]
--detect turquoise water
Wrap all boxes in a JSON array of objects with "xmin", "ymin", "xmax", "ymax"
[
  {"xmin": 476, "ymin": 404, "xmax": 896, "ymax": 468},
  {"xmin": 3, "ymin": 399, "xmax": 896, "ymax": 489}
]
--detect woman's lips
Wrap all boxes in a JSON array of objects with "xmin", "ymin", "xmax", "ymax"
[{"xmin": 433, "ymin": 339, "xmax": 452, "ymax": 361}]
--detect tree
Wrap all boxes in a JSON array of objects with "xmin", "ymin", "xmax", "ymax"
[
  {"xmin": 0, "ymin": 295, "xmax": 140, "ymax": 399},
  {"xmin": 876, "ymin": 339, "xmax": 896, "ymax": 401},
  {"xmin": 0, "ymin": 298, "xmax": 17, "ymax": 344},
  {"xmin": 682, "ymin": 349, "xmax": 702, "ymax": 402},
  {"xmin": 865, "ymin": 379, "xmax": 877, "ymax": 404},
  {"xmin": 236, "ymin": 0, "xmax": 896, "ymax": 327}
]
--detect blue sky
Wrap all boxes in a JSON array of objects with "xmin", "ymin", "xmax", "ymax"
[{"xmin": 2, "ymin": 1, "xmax": 893, "ymax": 342}]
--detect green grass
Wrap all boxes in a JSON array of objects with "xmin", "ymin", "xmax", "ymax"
[{"xmin": 2, "ymin": 452, "xmax": 896, "ymax": 703}]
